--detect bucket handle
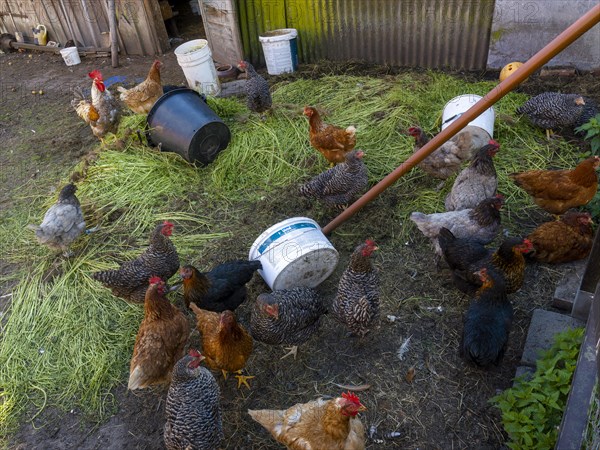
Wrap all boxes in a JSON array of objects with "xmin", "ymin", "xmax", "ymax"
[{"xmin": 442, "ymin": 112, "xmax": 462, "ymax": 127}]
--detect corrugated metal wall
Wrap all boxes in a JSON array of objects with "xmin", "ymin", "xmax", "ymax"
[
  {"xmin": 0, "ymin": 0, "xmax": 168, "ymax": 55},
  {"xmin": 236, "ymin": 0, "xmax": 496, "ymax": 70}
]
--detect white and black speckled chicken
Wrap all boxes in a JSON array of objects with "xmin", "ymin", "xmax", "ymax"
[
  {"xmin": 164, "ymin": 350, "xmax": 224, "ymax": 450},
  {"xmin": 299, "ymin": 149, "xmax": 368, "ymax": 209},
  {"xmin": 92, "ymin": 221, "xmax": 180, "ymax": 303},
  {"xmin": 27, "ymin": 183, "xmax": 86, "ymax": 256},
  {"xmin": 410, "ymin": 195, "xmax": 504, "ymax": 256},
  {"xmin": 445, "ymin": 140, "xmax": 500, "ymax": 211},
  {"xmin": 517, "ymin": 92, "xmax": 599, "ymax": 139},
  {"xmin": 332, "ymin": 239, "xmax": 380, "ymax": 337},
  {"xmin": 237, "ymin": 60, "xmax": 272, "ymax": 116},
  {"xmin": 250, "ymin": 287, "xmax": 327, "ymax": 359}
]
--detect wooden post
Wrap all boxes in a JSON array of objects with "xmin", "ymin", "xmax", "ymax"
[{"xmin": 107, "ymin": 0, "xmax": 118, "ymax": 67}]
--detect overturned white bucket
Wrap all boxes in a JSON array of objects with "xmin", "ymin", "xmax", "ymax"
[
  {"xmin": 441, "ymin": 94, "xmax": 495, "ymax": 138},
  {"xmin": 60, "ymin": 47, "xmax": 80, "ymax": 66},
  {"xmin": 249, "ymin": 217, "xmax": 338, "ymax": 290},
  {"xmin": 174, "ymin": 39, "xmax": 221, "ymax": 96},
  {"xmin": 259, "ymin": 28, "xmax": 298, "ymax": 75}
]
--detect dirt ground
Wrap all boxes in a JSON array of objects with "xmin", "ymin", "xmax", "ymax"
[{"xmin": 1, "ymin": 42, "xmax": 599, "ymax": 450}]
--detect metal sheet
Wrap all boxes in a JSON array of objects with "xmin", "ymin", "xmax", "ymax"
[{"xmin": 236, "ymin": 0, "xmax": 495, "ymax": 70}]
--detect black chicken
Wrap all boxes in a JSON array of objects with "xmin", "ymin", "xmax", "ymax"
[
  {"xmin": 461, "ymin": 268, "xmax": 513, "ymax": 367},
  {"xmin": 164, "ymin": 350, "xmax": 224, "ymax": 450},
  {"xmin": 250, "ymin": 287, "xmax": 327, "ymax": 359},
  {"xmin": 517, "ymin": 92, "xmax": 599, "ymax": 139},
  {"xmin": 180, "ymin": 260, "xmax": 262, "ymax": 311},
  {"xmin": 237, "ymin": 60, "xmax": 272, "ymax": 116}
]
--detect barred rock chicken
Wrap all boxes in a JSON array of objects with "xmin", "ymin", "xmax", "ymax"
[
  {"xmin": 410, "ymin": 195, "xmax": 504, "ymax": 256},
  {"xmin": 180, "ymin": 260, "xmax": 262, "ymax": 311},
  {"xmin": 164, "ymin": 350, "xmax": 224, "ymax": 450},
  {"xmin": 407, "ymin": 125, "xmax": 492, "ymax": 179},
  {"xmin": 189, "ymin": 304, "xmax": 254, "ymax": 388},
  {"xmin": 249, "ymin": 392, "xmax": 366, "ymax": 450},
  {"xmin": 461, "ymin": 268, "xmax": 513, "ymax": 367},
  {"xmin": 117, "ymin": 60, "xmax": 163, "ymax": 114},
  {"xmin": 439, "ymin": 227, "xmax": 533, "ymax": 295},
  {"xmin": 304, "ymin": 106, "xmax": 357, "ymax": 165},
  {"xmin": 238, "ymin": 60, "xmax": 272, "ymax": 115},
  {"xmin": 527, "ymin": 211, "xmax": 595, "ymax": 263},
  {"xmin": 27, "ymin": 183, "xmax": 86, "ymax": 256},
  {"xmin": 445, "ymin": 140, "xmax": 500, "ymax": 211},
  {"xmin": 77, "ymin": 70, "xmax": 121, "ymax": 141},
  {"xmin": 128, "ymin": 277, "xmax": 190, "ymax": 390},
  {"xmin": 517, "ymin": 92, "xmax": 599, "ymax": 139},
  {"xmin": 250, "ymin": 287, "xmax": 327, "ymax": 359},
  {"xmin": 299, "ymin": 149, "xmax": 368, "ymax": 209},
  {"xmin": 510, "ymin": 156, "xmax": 600, "ymax": 215},
  {"xmin": 92, "ymin": 221, "xmax": 180, "ymax": 303},
  {"xmin": 332, "ymin": 240, "xmax": 379, "ymax": 337}
]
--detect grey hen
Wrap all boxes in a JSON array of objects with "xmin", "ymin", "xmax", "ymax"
[
  {"xmin": 164, "ymin": 350, "xmax": 224, "ymax": 450},
  {"xmin": 517, "ymin": 92, "xmax": 599, "ymax": 139},
  {"xmin": 299, "ymin": 149, "xmax": 368, "ymax": 209},
  {"xmin": 238, "ymin": 60, "xmax": 272, "ymax": 114},
  {"xmin": 250, "ymin": 287, "xmax": 327, "ymax": 359},
  {"xmin": 27, "ymin": 183, "xmax": 86, "ymax": 256}
]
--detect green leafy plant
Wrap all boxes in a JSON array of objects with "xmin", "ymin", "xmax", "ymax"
[
  {"xmin": 491, "ymin": 327, "xmax": 584, "ymax": 450},
  {"xmin": 575, "ymin": 113, "xmax": 600, "ymax": 155}
]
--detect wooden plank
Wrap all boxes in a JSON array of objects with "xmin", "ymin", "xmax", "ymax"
[
  {"xmin": 142, "ymin": 0, "xmax": 169, "ymax": 53},
  {"xmin": 200, "ymin": 0, "xmax": 244, "ymax": 65}
]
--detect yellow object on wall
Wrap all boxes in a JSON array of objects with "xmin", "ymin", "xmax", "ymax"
[{"xmin": 499, "ymin": 62, "xmax": 524, "ymax": 82}]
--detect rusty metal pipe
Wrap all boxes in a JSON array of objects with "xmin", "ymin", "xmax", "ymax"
[{"xmin": 322, "ymin": 3, "xmax": 600, "ymax": 235}]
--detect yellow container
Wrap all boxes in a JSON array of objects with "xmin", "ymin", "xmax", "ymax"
[{"xmin": 32, "ymin": 24, "xmax": 47, "ymax": 46}]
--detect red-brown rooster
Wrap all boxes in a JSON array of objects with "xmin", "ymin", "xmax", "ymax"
[{"xmin": 118, "ymin": 60, "xmax": 163, "ymax": 114}]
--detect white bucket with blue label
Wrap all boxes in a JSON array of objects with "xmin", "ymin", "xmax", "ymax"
[
  {"xmin": 258, "ymin": 28, "xmax": 298, "ymax": 75},
  {"xmin": 441, "ymin": 94, "xmax": 495, "ymax": 138},
  {"xmin": 249, "ymin": 217, "xmax": 338, "ymax": 290}
]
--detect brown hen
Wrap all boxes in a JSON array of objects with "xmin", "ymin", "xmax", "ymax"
[
  {"xmin": 118, "ymin": 60, "xmax": 163, "ymax": 114},
  {"xmin": 304, "ymin": 106, "xmax": 356, "ymax": 165}
]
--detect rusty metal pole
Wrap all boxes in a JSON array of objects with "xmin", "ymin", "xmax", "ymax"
[{"xmin": 322, "ymin": 3, "xmax": 600, "ymax": 235}]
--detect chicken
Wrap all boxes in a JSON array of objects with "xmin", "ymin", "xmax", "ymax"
[
  {"xmin": 27, "ymin": 183, "xmax": 86, "ymax": 256},
  {"xmin": 444, "ymin": 140, "xmax": 500, "ymax": 211},
  {"xmin": 92, "ymin": 221, "xmax": 180, "ymax": 303},
  {"xmin": 516, "ymin": 92, "xmax": 599, "ymax": 139},
  {"xmin": 71, "ymin": 87, "xmax": 99, "ymax": 124},
  {"xmin": 237, "ymin": 60, "xmax": 272, "ymax": 115},
  {"xmin": 410, "ymin": 195, "xmax": 504, "ymax": 256},
  {"xmin": 407, "ymin": 125, "xmax": 492, "ymax": 179},
  {"xmin": 299, "ymin": 149, "xmax": 368, "ymax": 209},
  {"xmin": 189, "ymin": 304, "xmax": 254, "ymax": 388},
  {"xmin": 250, "ymin": 287, "xmax": 327, "ymax": 359},
  {"xmin": 180, "ymin": 260, "xmax": 262, "ymax": 311},
  {"xmin": 304, "ymin": 106, "xmax": 356, "ymax": 165},
  {"xmin": 332, "ymin": 239, "xmax": 379, "ymax": 337},
  {"xmin": 83, "ymin": 70, "xmax": 122, "ymax": 140},
  {"xmin": 439, "ymin": 227, "xmax": 533, "ymax": 295},
  {"xmin": 128, "ymin": 277, "xmax": 190, "ymax": 390},
  {"xmin": 527, "ymin": 211, "xmax": 594, "ymax": 263},
  {"xmin": 248, "ymin": 392, "xmax": 366, "ymax": 450},
  {"xmin": 117, "ymin": 60, "xmax": 163, "ymax": 114},
  {"xmin": 510, "ymin": 156, "xmax": 600, "ymax": 215},
  {"xmin": 164, "ymin": 350, "xmax": 224, "ymax": 450},
  {"xmin": 461, "ymin": 268, "xmax": 513, "ymax": 367}
]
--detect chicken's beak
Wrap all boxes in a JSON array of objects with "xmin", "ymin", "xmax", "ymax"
[{"xmin": 358, "ymin": 404, "xmax": 367, "ymax": 412}]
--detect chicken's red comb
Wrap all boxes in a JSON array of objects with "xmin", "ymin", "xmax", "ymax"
[
  {"xmin": 495, "ymin": 193, "xmax": 505, "ymax": 199},
  {"xmin": 88, "ymin": 70, "xmax": 103, "ymax": 81},
  {"xmin": 342, "ymin": 392, "xmax": 361, "ymax": 405},
  {"xmin": 163, "ymin": 220, "xmax": 174, "ymax": 227},
  {"xmin": 489, "ymin": 139, "xmax": 500, "ymax": 147},
  {"xmin": 149, "ymin": 276, "xmax": 163, "ymax": 285},
  {"xmin": 188, "ymin": 349, "xmax": 202, "ymax": 358},
  {"xmin": 365, "ymin": 239, "xmax": 377, "ymax": 247}
]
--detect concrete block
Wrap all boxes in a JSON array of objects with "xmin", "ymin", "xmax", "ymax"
[
  {"xmin": 520, "ymin": 309, "xmax": 584, "ymax": 367},
  {"xmin": 552, "ymin": 260, "xmax": 587, "ymax": 311},
  {"xmin": 217, "ymin": 80, "xmax": 246, "ymax": 98},
  {"xmin": 513, "ymin": 365, "xmax": 534, "ymax": 385}
]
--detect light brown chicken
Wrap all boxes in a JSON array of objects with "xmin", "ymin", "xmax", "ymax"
[
  {"xmin": 118, "ymin": 60, "xmax": 163, "ymax": 114},
  {"xmin": 527, "ymin": 211, "xmax": 595, "ymax": 263},
  {"xmin": 510, "ymin": 156, "xmax": 600, "ymax": 215},
  {"xmin": 304, "ymin": 106, "xmax": 356, "ymax": 165},
  {"xmin": 248, "ymin": 392, "xmax": 367, "ymax": 450},
  {"xmin": 128, "ymin": 277, "xmax": 190, "ymax": 390},
  {"xmin": 189, "ymin": 303, "xmax": 254, "ymax": 388}
]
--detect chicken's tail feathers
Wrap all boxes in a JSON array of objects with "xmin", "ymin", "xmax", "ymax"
[
  {"xmin": 128, "ymin": 366, "xmax": 145, "ymax": 390},
  {"xmin": 438, "ymin": 227, "xmax": 456, "ymax": 250},
  {"xmin": 248, "ymin": 409, "xmax": 284, "ymax": 432},
  {"xmin": 91, "ymin": 270, "xmax": 117, "ymax": 284},
  {"xmin": 189, "ymin": 301, "xmax": 202, "ymax": 315},
  {"xmin": 346, "ymin": 125, "xmax": 356, "ymax": 136},
  {"xmin": 116, "ymin": 86, "xmax": 128, "ymax": 94}
]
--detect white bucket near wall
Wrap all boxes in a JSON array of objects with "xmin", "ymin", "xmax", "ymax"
[
  {"xmin": 441, "ymin": 94, "xmax": 495, "ymax": 138},
  {"xmin": 59, "ymin": 47, "xmax": 80, "ymax": 66},
  {"xmin": 174, "ymin": 39, "xmax": 221, "ymax": 96},
  {"xmin": 249, "ymin": 217, "xmax": 339, "ymax": 290},
  {"xmin": 258, "ymin": 28, "xmax": 298, "ymax": 75}
]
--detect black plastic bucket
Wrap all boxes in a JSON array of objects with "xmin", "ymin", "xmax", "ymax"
[{"xmin": 147, "ymin": 88, "xmax": 231, "ymax": 165}]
